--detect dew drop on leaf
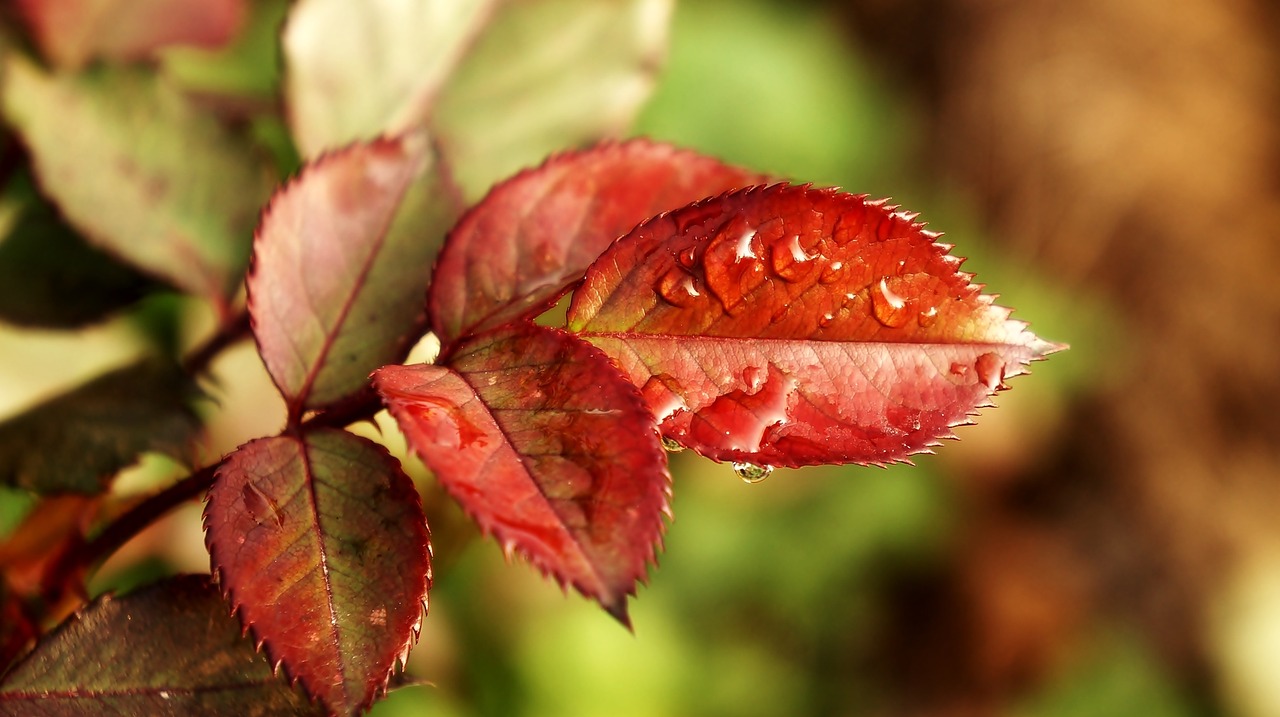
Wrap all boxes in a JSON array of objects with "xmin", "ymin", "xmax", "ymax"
[
  {"xmin": 770, "ymin": 234, "xmax": 818, "ymax": 282},
  {"xmin": 818, "ymin": 260, "xmax": 845, "ymax": 285},
  {"xmin": 918, "ymin": 305, "xmax": 939, "ymax": 327},
  {"xmin": 742, "ymin": 365, "xmax": 766, "ymax": 392},
  {"xmin": 657, "ymin": 267, "xmax": 702, "ymax": 307},
  {"xmin": 871, "ymin": 276, "xmax": 910, "ymax": 328},
  {"xmin": 661, "ymin": 435, "xmax": 685, "ymax": 452},
  {"xmin": 242, "ymin": 482, "xmax": 284, "ymax": 529},
  {"xmin": 733, "ymin": 462, "xmax": 773, "ymax": 484},
  {"xmin": 975, "ymin": 352, "xmax": 1008, "ymax": 391}
]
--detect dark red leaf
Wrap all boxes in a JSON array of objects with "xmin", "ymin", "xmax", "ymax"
[
  {"xmin": 203, "ymin": 428, "xmax": 431, "ymax": 716},
  {"xmin": 429, "ymin": 139, "xmax": 769, "ymax": 348},
  {"xmin": 568, "ymin": 185, "xmax": 1063, "ymax": 468},
  {"xmin": 0, "ymin": 575, "xmax": 322, "ymax": 717},
  {"xmin": 249, "ymin": 134, "xmax": 456, "ymax": 415},
  {"xmin": 373, "ymin": 323, "xmax": 669, "ymax": 623},
  {"xmin": 15, "ymin": 0, "xmax": 247, "ymax": 70}
]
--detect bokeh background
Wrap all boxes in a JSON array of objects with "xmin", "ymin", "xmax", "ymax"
[{"xmin": 3, "ymin": 0, "xmax": 1278, "ymax": 715}]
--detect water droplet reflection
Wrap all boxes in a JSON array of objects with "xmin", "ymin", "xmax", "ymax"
[
  {"xmin": 871, "ymin": 277, "xmax": 909, "ymax": 328},
  {"xmin": 733, "ymin": 462, "xmax": 773, "ymax": 484},
  {"xmin": 661, "ymin": 435, "xmax": 685, "ymax": 452}
]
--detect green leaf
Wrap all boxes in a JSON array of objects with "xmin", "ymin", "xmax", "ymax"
[
  {"xmin": 282, "ymin": 0, "xmax": 672, "ymax": 199},
  {"xmin": 0, "ymin": 359, "xmax": 203, "ymax": 494},
  {"xmin": 1, "ymin": 57, "xmax": 273, "ymax": 309},
  {"xmin": 0, "ymin": 574, "xmax": 323, "ymax": 717},
  {"xmin": 283, "ymin": 0, "xmax": 499, "ymax": 157},
  {"xmin": 203, "ymin": 428, "xmax": 432, "ymax": 716},
  {"xmin": 0, "ymin": 194, "xmax": 158, "ymax": 328},
  {"xmin": 433, "ymin": 0, "xmax": 673, "ymax": 199}
]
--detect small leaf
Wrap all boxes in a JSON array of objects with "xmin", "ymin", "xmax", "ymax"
[
  {"xmin": 374, "ymin": 323, "xmax": 669, "ymax": 622},
  {"xmin": 430, "ymin": 138, "xmax": 769, "ymax": 347},
  {"xmin": 204, "ymin": 428, "xmax": 431, "ymax": 715},
  {"xmin": 1, "ymin": 57, "xmax": 273, "ymax": 308},
  {"xmin": 0, "ymin": 360, "xmax": 203, "ymax": 494},
  {"xmin": 431, "ymin": 0, "xmax": 675, "ymax": 200},
  {"xmin": 13, "ymin": 0, "xmax": 248, "ymax": 70},
  {"xmin": 568, "ymin": 185, "xmax": 1063, "ymax": 467},
  {"xmin": 0, "ymin": 195, "xmax": 159, "ymax": 328},
  {"xmin": 283, "ymin": 0, "xmax": 499, "ymax": 157},
  {"xmin": 0, "ymin": 574, "xmax": 322, "ymax": 717},
  {"xmin": 249, "ymin": 134, "xmax": 456, "ymax": 415}
]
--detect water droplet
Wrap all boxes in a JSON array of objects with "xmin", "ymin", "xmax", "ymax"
[
  {"xmin": 818, "ymin": 261, "xmax": 845, "ymax": 284},
  {"xmin": 657, "ymin": 267, "xmax": 701, "ymax": 307},
  {"xmin": 677, "ymin": 245, "xmax": 697, "ymax": 269},
  {"xmin": 242, "ymin": 483, "xmax": 285, "ymax": 529},
  {"xmin": 770, "ymin": 234, "xmax": 818, "ymax": 282},
  {"xmin": 735, "ymin": 228, "xmax": 759, "ymax": 261},
  {"xmin": 661, "ymin": 435, "xmax": 685, "ymax": 452},
  {"xmin": 733, "ymin": 462, "xmax": 773, "ymax": 484},
  {"xmin": 975, "ymin": 352, "xmax": 1008, "ymax": 391},
  {"xmin": 742, "ymin": 366, "xmax": 766, "ymax": 392},
  {"xmin": 818, "ymin": 312, "xmax": 835, "ymax": 328},
  {"xmin": 871, "ymin": 277, "xmax": 910, "ymax": 328},
  {"xmin": 918, "ymin": 305, "xmax": 938, "ymax": 327},
  {"xmin": 950, "ymin": 361, "xmax": 969, "ymax": 377}
]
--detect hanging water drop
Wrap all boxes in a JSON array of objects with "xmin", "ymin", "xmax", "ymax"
[
  {"xmin": 733, "ymin": 462, "xmax": 773, "ymax": 484},
  {"xmin": 661, "ymin": 435, "xmax": 685, "ymax": 452}
]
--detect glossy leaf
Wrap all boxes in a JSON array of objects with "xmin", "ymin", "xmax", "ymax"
[
  {"xmin": 283, "ymin": 0, "xmax": 498, "ymax": 157},
  {"xmin": 431, "ymin": 138, "xmax": 769, "ymax": 347},
  {"xmin": 0, "ymin": 360, "xmax": 202, "ymax": 494},
  {"xmin": 373, "ymin": 323, "xmax": 669, "ymax": 623},
  {"xmin": 204, "ymin": 428, "xmax": 431, "ymax": 715},
  {"xmin": 568, "ymin": 185, "xmax": 1063, "ymax": 467},
  {"xmin": 14, "ymin": 0, "xmax": 247, "ymax": 70},
  {"xmin": 432, "ymin": 0, "xmax": 673, "ymax": 199},
  {"xmin": 0, "ymin": 575, "xmax": 322, "ymax": 717},
  {"xmin": 0, "ymin": 57, "xmax": 272, "ymax": 309},
  {"xmin": 0, "ymin": 195, "xmax": 158, "ymax": 328},
  {"xmin": 249, "ymin": 134, "xmax": 456, "ymax": 415}
]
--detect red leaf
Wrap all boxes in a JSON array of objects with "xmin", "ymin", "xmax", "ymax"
[
  {"xmin": 249, "ymin": 133, "xmax": 456, "ymax": 416},
  {"xmin": 204, "ymin": 429, "xmax": 431, "ymax": 716},
  {"xmin": 373, "ymin": 323, "xmax": 669, "ymax": 623},
  {"xmin": 16, "ymin": 0, "xmax": 246, "ymax": 70},
  {"xmin": 429, "ymin": 139, "xmax": 769, "ymax": 348},
  {"xmin": 567, "ymin": 185, "xmax": 1063, "ymax": 468}
]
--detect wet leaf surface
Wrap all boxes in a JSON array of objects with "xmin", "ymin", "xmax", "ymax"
[
  {"xmin": 249, "ymin": 134, "xmax": 456, "ymax": 414},
  {"xmin": 203, "ymin": 428, "xmax": 431, "ymax": 715},
  {"xmin": 0, "ymin": 57, "xmax": 272, "ymax": 308},
  {"xmin": 569, "ymin": 185, "xmax": 1062, "ymax": 467},
  {"xmin": 374, "ymin": 323, "xmax": 669, "ymax": 623},
  {"xmin": 430, "ymin": 138, "xmax": 768, "ymax": 347},
  {"xmin": 0, "ymin": 360, "xmax": 203, "ymax": 494},
  {"xmin": 0, "ymin": 574, "xmax": 322, "ymax": 717}
]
